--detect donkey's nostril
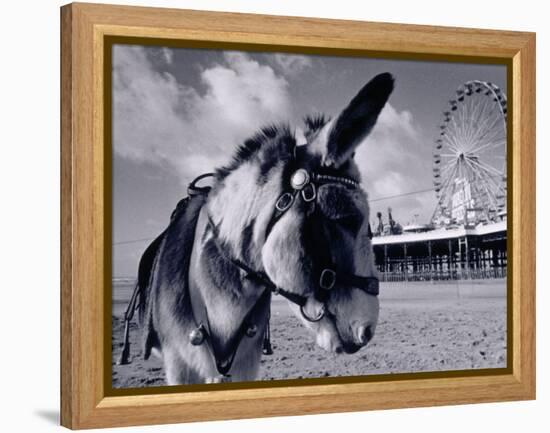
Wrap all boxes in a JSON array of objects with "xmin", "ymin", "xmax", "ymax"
[{"xmin": 357, "ymin": 325, "xmax": 373, "ymax": 345}]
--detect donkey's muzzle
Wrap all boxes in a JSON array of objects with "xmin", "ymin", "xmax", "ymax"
[
  {"xmin": 338, "ymin": 325, "xmax": 375, "ymax": 354},
  {"xmin": 341, "ymin": 343, "xmax": 363, "ymax": 354}
]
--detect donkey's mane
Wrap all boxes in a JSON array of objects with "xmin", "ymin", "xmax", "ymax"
[
  {"xmin": 303, "ymin": 113, "xmax": 330, "ymax": 140},
  {"xmin": 215, "ymin": 114, "xmax": 331, "ymax": 182}
]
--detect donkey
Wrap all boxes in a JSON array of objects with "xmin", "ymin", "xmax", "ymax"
[{"xmin": 137, "ymin": 72, "xmax": 395, "ymax": 384}]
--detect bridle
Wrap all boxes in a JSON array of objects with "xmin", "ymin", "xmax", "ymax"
[{"xmin": 203, "ymin": 145, "xmax": 379, "ymax": 325}]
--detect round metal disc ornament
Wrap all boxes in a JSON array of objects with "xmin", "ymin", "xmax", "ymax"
[
  {"xmin": 189, "ymin": 326, "xmax": 206, "ymax": 345},
  {"xmin": 290, "ymin": 169, "xmax": 310, "ymax": 190}
]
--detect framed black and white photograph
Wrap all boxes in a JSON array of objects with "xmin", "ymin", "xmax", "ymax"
[
  {"xmin": 111, "ymin": 43, "xmax": 509, "ymax": 388},
  {"xmin": 60, "ymin": 3, "xmax": 535, "ymax": 429}
]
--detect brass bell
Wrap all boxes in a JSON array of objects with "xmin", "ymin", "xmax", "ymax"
[
  {"xmin": 245, "ymin": 324, "xmax": 257, "ymax": 338},
  {"xmin": 189, "ymin": 325, "xmax": 206, "ymax": 345}
]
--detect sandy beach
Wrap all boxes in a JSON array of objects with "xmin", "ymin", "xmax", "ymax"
[{"xmin": 111, "ymin": 279, "xmax": 507, "ymax": 388}]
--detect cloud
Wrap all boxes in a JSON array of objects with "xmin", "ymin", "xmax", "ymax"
[
  {"xmin": 269, "ymin": 53, "xmax": 313, "ymax": 76},
  {"xmin": 354, "ymin": 103, "xmax": 436, "ymax": 224},
  {"xmin": 200, "ymin": 52, "xmax": 291, "ymax": 129},
  {"xmin": 112, "ymin": 47, "xmax": 435, "ymax": 224},
  {"xmin": 113, "ymin": 47, "xmax": 293, "ymax": 186},
  {"xmin": 161, "ymin": 47, "xmax": 173, "ymax": 65}
]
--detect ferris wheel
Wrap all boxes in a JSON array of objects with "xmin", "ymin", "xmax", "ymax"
[{"xmin": 431, "ymin": 80, "xmax": 507, "ymax": 227}]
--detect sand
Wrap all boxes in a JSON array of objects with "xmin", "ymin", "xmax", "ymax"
[{"xmin": 111, "ymin": 280, "xmax": 506, "ymax": 388}]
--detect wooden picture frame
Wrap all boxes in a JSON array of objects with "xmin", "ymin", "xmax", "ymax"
[{"xmin": 60, "ymin": 2, "xmax": 536, "ymax": 429}]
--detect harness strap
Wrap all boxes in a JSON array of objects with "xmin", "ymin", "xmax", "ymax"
[
  {"xmin": 182, "ymin": 191, "xmax": 274, "ymax": 377},
  {"xmin": 231, "ymin": 258, "xmax": 308, "ymax": 307},
  {"xmin": 188, "ymin": 172, "xmax": 215, "ymax": 196},
  {"xmin": 188, "ymin": 276, "xmax": 271, "ymax": 376},
  {"xmin": 225, "ymin": 242, "xmax": 380, "ymax": 306},
  {"xmin": 336, "ymin": 273, "xmax": 380, "ymax": 296},
  {"xmin": 262, "ymin": 308, "xmax": 273, "ymax": 355},
  {"xmin": 117, "ymin": 281, "xmax": 141, "ymax": 365}
]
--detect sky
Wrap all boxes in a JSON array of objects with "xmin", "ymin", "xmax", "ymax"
[{"xmin": 112, "ymin": 44, "xmax": 506, "ymax": 278}]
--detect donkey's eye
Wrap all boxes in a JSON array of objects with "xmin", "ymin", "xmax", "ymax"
[
  {"xmin": 337, "ymin": 214, "xmax": 363, "ymax": 233},
  {"xmin": 317, "ymin": 184, "xmax": 364, "ymax": 222}
]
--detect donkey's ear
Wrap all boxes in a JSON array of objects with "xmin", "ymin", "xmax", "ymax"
[{"xmin": 313, "ymin": 73, "xmax": 394, "ymax": 168}]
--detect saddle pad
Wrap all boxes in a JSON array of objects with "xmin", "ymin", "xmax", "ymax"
[{"xmin": 138, "ymin": 194, "xmax": 206, "ymax": 359}]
